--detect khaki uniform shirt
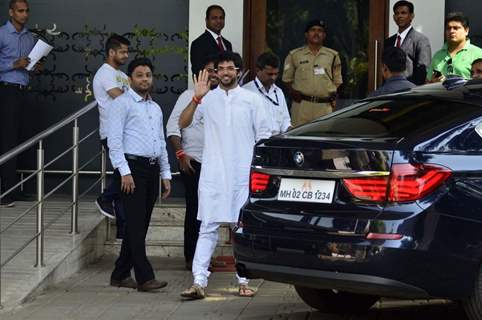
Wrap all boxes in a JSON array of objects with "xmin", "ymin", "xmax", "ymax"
[{"xmin": 282, "ymin": 45, "xmax": 342, "ymax": 97}]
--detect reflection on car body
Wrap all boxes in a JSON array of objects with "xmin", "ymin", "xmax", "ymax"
[{"xmin": 234, "ymin": 79, "xmax": 482, "ymax": 320}]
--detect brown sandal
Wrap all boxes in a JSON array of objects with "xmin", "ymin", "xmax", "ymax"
[{"xmin": 238, "ymin": 284, "xmax": 256, "ymax": 297}]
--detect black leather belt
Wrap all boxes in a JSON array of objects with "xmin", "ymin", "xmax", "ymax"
[
  {"xmin": 125, "ymin": 154, "xmax": 159, "ymax": 166},
  {"xmin": 300, "ymin": 94, "xmax": 335, "ymax": 103},
  {"xmin": 0, "ymin": 81, "xmax": 29, "ymax": 90}
]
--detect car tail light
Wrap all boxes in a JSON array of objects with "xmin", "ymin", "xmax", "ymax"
[
  {"xmin": 343, "ymin": 163, "xmax": 451, "ymax": 203},
  {"xmin": 366, "ymin": 233, "xmax": 403, "ymax": 240},
  {"xmin": 388, "ymin": 163, "xmax": 452, "ymax": 202},
  {"xmin": 342, "ymin": 177, "xmax": 388, "ymax": 202},
  {"xmin": 250, "ymin": 171, "xmax": 270, "ymax": 193}
]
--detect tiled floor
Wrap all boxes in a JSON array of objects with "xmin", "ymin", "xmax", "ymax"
[
  {"xmin": 0, "ymin": 255, "xmax": 467, "ymax": 320},
  {"xmin": 0, "ymin": 199, "xmax": 103, "ymax": 308}
]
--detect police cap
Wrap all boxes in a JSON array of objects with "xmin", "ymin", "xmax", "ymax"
[{"xmin": 305, "ymin": 20, "xmax": 327, "ymax": 33}]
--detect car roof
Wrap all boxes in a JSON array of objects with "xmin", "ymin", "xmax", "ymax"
[{"xmin": 365, "ymin": 78, "xmax": 482, "ymax": 104}]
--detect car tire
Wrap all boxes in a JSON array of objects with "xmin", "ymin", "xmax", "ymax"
[
  {"xmin": 295, "ymin": 286, "xmax": 379, "ymax": 314},
  {"xmin": 463, "ymin": 264, "xmax": 482, "ymax": 320}
]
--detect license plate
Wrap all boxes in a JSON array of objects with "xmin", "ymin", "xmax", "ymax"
[{"xmin": 277, "ymin": 178, "xmax": 335, "ymax": 204}]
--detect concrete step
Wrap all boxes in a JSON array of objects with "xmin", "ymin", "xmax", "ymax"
[
  {"xmin": 104, "ymin": 239, "xmax": 234, "ymax": 258},
  {"xmin": 0, "ymin": 200, "xmax": 106, "ymax": 310},
  {"xmin": 104, "ymin": 198, "xmax": 234, "ymax": 258}
]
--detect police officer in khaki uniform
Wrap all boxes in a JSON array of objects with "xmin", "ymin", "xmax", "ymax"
[{"xmin": 282, "ymin": 20, "xmax": 342, "ymax": 126}]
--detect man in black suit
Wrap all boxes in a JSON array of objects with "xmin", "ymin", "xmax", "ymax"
[
  {"xmin": 384, "ymin": 0, "xmax": 431, "ymax": 85},
  {"xmin": 190, "ymin": 5, "xmax": 232, "ymax": 76}
]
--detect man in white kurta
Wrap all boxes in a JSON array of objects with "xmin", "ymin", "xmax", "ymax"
[{"xmin": 179, "ymin": 52, "xmax": 270, "ymax": 299}]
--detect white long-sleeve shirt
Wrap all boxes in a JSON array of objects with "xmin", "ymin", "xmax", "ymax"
[
  {"xmin": 107, "ymin": 88, "xmax": 171, "ymax": 179},
  {"xmin": 166, "ymin": 89, "xmax": 203, "ymax": 162},
  {"xmin": 243, "ymin": 77, "xmax": 291, "ymax": 136}
]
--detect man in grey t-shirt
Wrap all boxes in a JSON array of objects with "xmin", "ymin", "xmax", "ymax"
[{"xmin": 93, "ymin": 34, "xmax": 129, "ymax": 238}]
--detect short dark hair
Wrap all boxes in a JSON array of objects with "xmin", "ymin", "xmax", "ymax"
[
  {"xmin": 445, "ymin": 12, "xmax": 469, "ymax": 29},
  {"xmin": 205, "ymin": 5, "xmax": 225, "ymax": 19},
  {"xmin": 393, "ymin": 1, "xmax": 414, "ymax": 13},
  {"xmin": 382, "ymin": 47, "xmax": 407, "ymax": 73},
  {"xmin": 105, "ymin": 34, "xmax": 130, "ymax": 56},
  {"xmin": 203, "ymin": 53, "xmax": 219, "ymax": 68},
  {"xmin": 214, "ymin": 51, "xmax": 243, "ymax": 70},
  {"xmin": 472, "ymin": 58, "xmax": 482, "ymax": 66},
  {"xmin": 9, "ymin": 0, "xmax": 28, "ymax": 9},
  {"xmin": 256, "ymin": 52, "xmax": 280, "ymax": 69},
  {"xmin": 127, "ymin": 57, "xmax": 154, "ymax": 77}
]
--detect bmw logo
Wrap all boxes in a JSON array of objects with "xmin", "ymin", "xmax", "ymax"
[{"xmin": 294, "ymin": 151, "xmax": 304, "ymax": 167}]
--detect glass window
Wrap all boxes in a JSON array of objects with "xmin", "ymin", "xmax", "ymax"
[
  {"xmin": 267, "ymin": 0, "xmax": 369, "ymax": 99},
  {"xmin": 290, "ymin": 99, "xmax": 482, "ymax": 138}
]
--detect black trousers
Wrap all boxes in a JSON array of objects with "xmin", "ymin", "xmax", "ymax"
[
  {"xmin": 180, "ymin": 160, "xmax": 201, "ymax": 262},
  {"xmin": 0, "ymin": 85, "xmax": 25, "ymax": 199},
  {"xmin": 111, "ymin": 159, "xmax": 159, "ymax": 285},
  {"xmin": 100, "ymin": 139, "xmax": 126, "ymax": 239}
]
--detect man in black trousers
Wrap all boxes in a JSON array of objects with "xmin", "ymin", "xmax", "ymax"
[
  {"xmin": 190, "ymin": 5, "xmax": 232, "ymax": 76},
  {"xmin": 166, "ymin": 55, "xmax": 219, "ymax": 270},
  {"xmin": 0, "ymin": 0, "xmax": 37, "ymax": 207},
  {"xmin": 107, "ymin": 57, "xmax": 171, "ymax": 291}
]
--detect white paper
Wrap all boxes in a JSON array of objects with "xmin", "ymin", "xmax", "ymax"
[{"xmin": 26, "ymin": 39, "xmax": 53, "ymax": 71}]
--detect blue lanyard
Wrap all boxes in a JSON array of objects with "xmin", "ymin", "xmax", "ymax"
[{"xmin": 254, "ymin": 80, "xmax": 279, "ymax": 106}]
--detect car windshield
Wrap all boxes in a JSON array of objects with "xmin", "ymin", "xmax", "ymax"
[{"xmin": 289, "ymin": 99, "xmax": 482, "ymax": 138}]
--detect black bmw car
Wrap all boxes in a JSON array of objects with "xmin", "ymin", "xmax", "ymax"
[{"xmin": 233, "ymin": 80, "xmax": 482, "ymax": 319}]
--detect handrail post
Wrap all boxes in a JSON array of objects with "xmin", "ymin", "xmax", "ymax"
[
  {"xmin": 71, "ymin": 120, "xmax": 79, "ymax": 234},
  {"xmin": 100, "ymin": 143, "xmax": 107, "ymax": 192},
  {"xmin": 101, "ymin": 142, "xmax": 111, "ymax": 239},
  {"xmin": 35, "ymin": 140, "xmax": 45, "ymax": 267},
  {"xmin": 0, "ymin": 186, "xmax": 2, "ymax": 309}
]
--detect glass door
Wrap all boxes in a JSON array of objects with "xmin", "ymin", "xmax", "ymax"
[{"xmin": 243, "ymin": 0, "xmax": 387, "ymax": 101}]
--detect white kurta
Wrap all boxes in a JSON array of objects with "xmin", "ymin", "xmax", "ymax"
[{"xmin": 194, "ymin": 86, "xmax": 270, "ymax": 223}]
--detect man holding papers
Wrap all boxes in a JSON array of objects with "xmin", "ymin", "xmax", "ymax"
[{"xmin": 0, "ymin": 0, "xmax": 38, "ymax": 207}]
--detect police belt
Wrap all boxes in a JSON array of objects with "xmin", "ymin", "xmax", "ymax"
[{"xmin": 300, "ymin": 94, "xmax": 335, "ymax": 103}]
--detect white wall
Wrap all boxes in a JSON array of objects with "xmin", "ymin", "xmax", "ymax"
[
  {"xmin": 389, "ymin": 0, "xmax": 445, "ymax": 52},
  {"xmin": 188, "ymin": 1, "xmax": 244, "ymax": 87}
]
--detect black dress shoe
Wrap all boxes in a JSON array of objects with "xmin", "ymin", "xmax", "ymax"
[
  {"xmin": 110, "ymin": 277, "xmax": 137, "ymax": 289},
  {"xmin": 137, "ymin": 279, "xmax": 168, "ymax": 292}
]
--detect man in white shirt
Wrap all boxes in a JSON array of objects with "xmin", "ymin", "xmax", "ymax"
[
  {"xmin": 244, "ymin": 52, "xmax": 292, "ymax": 136},
  {"xmin": 108, "ymin": 57, "xmax": 171, "ymax": 292},
  {"xmin": 166, "ymin": 54, "xmax": 219, "ymax": 270},
  {"xmin": 93, "ymin": 34, "xmax": 129, "ymax": 238},
  {"xmin": 190, "ymin": 5, "xmax": 232, "ymax": 76},
  {"xmin": 179, "ymin": 52, "xmax": 270, "ymax": 299}
]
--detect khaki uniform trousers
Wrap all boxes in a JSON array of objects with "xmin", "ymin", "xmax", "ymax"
[{"xmin": 291, "ymin": 100, "xmax": 333, "ymax": 127}]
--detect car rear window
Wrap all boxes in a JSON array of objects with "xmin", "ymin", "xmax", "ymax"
[{"xmin": 290, "ymin": 99, "xmax": 482, "ymax": 138}]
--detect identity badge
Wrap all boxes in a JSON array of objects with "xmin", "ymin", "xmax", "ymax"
[{"xmin": 314, "ymin": 67, "xmax": 325, "ymax": 75}]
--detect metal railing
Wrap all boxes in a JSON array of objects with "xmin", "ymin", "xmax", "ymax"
[{"xmin": 0, "ymin": 101, "xmax": 107, "ymax": 308}]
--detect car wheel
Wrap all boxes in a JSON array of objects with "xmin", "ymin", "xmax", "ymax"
[
  {"xmin": 295, "ymin": 286, "xmax": 379, "ymax": 314},
  {"xmin": 463, "ymin": 264, "xmax": 482, "ymax": 320}
]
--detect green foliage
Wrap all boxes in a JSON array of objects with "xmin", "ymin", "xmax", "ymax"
[
  {"xmin": 132, "ymin": 25, "xmax": 188, "ymax": 62},
  {"xmin": 266, "ymin": 0, "xmax": 370, "ymax": 98}
]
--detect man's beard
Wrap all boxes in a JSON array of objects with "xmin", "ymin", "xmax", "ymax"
[
  {"xmin": 114, "ymin": 57, "xmax": 127, "ymax": 66},
  {"xmin": 220, "ymin": 76, "xmax": 236, "ymax": 88},
  {"xmin": 132, "ymin": 84, "xmax": 152, "ymax": 95},
  {"xmin": 209, "ymin": 82, "xmax": 219, "ymax": 90}
]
